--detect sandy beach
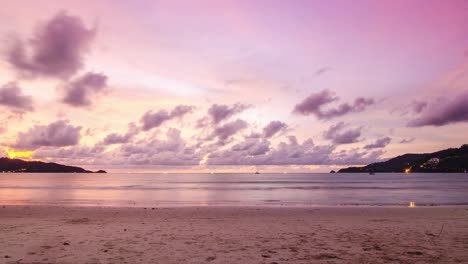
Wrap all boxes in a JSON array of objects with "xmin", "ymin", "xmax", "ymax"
[{"xmin": 0, "ymin": 206, "xmax": 467, "ymax": 263}]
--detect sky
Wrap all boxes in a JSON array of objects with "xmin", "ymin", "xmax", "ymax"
[{"xmin": 0, "ymin": 0, "xmax": 467, "ymax": 172}]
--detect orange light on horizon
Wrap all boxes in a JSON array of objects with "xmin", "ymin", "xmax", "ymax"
[
  {"xmin": 4, "ymin": 148, "xmax": 34, "ymax": 160},
  {"xmin": 404, "ymin": 168, "xmax": 411, "ymax": 173},
  {"xmin": 408, "ymin": 202, "xmax": 416, "ymax": 208}
]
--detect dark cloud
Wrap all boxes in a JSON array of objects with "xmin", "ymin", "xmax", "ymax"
[
  {"xmin": 0, "ymin": 82, "xmax": 34, "ymax": 112},
  {"xmin": 400, "ymin": 137, "xmax": 415, "ymax": 144},
  {"xmin": 364, "ymin": 137, "xmax": 391, "ymax": 149},
  {"xmin": 293, "ymin": 89, "xmax": 374, "ymax": 119},
  {"xmin": 7, "ymin": 11, "xmax": 95, "ymax": 79},
  {"xmin": 197, "ymin": 103, "xmax": 250, "ymax": 127},
  {"xmin": 210, "ymin": 119, "xmax": 248, "ymax": 141},
  {"xmin": 408, "ymin": 91, "xmax": 468, "ymax": 127},
  {"xmin": 141, "ymin": 105, "xmax": 194, "ymax": 131},
  {"xmin": 262, "ymin": 121, "xmax": 287, "ymax": 138},
  {"xmin": 412, "ymin": 101, "xmax": 428, "ymax": 114},
  {"xmin": 61, "ymin": 72, "xmax": 108, "ymax": 107},
  {"xmin": 102, "ymin": 123, "xmax": 138, "ymax": 145},
  {"xmin": 323, "ymin": 122, "xmax": 361, "ymax": 144},
  {"xmin": 15, "ymin": 120, "xmax": 81, "ymax": 150}
]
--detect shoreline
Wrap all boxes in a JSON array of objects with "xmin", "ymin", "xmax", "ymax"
[
  {"xmin": 2, "ymin": 202, "xmax": 468, "ymax": 208},
  {"xmin": 1, "ymin": 205, "xmax": 468, "ymax": 263}
]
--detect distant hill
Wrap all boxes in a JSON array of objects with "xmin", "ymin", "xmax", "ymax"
[
  {"xmin": 0, "ymin": 157, "xmax": 106, "ymax": 173},
  {"xmin": 338, "ymin": 144, "xmax": 468, "ymax": 173}
]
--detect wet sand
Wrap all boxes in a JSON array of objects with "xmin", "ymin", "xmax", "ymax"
[{"xmin": 1, "ymin": 206, "xmax": 468, "ymax": 263}]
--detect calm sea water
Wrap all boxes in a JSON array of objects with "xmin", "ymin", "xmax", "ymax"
[{"xmin": 0, "ymin": 173, "xmax": 467, "ymax": 207}]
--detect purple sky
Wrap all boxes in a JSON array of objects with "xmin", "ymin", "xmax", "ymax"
[{"xmin": 0, "ymin": 0, "xmax": 467, "ymax": 172}]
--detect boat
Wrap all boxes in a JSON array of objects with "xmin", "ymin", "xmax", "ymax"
[{"xmin": 255, "ymin": 171, "xmax": 260, "ymax": 174}]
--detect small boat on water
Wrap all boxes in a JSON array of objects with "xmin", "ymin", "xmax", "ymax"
[{"xmin": 255, "ymin": 171, "xmax": 260, "ymax": 174}]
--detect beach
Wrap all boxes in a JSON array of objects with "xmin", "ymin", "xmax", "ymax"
[{"xmin": 1, "ymin": 206, "xmax": 468, "ymax": 263}]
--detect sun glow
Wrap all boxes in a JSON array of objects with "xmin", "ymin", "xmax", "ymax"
[
  {"xmin": 199, "ymin": 154, "xmax": 209, "ymax": 165},
  {"xmin": 4, "ymin": 148, "xmax": 34, "ymax": 160},
  {"xmin": 408, "ymin": 202, "xmax": 416, "ymax": 208},
  {"xmin": 404, "ymin": 168, "xmax": 411, "ymax": 173}
]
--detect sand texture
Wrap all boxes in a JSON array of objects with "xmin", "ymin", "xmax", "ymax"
[{"xmin": 1, "ymin": 206, "xmax": 468, "ymax": 263}]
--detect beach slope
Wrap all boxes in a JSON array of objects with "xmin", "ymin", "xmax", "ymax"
[{"xmin": 1, "ymin": 206, "xmax": 467, "ymax": 263}]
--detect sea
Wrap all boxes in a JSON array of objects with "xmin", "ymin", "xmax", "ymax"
[{"xmin": 1, "ymin": 173, "xmax": 468, "ymax": 207}]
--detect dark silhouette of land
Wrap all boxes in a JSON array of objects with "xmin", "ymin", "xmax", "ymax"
[
  {"xmin": 0, "ymin": 157, "xmax": 106, "ymax": 173},
  {"xmin": 339, "ymin": 144, "xmax": 468, "ymax": 173}
]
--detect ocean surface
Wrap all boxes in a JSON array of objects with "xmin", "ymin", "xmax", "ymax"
[{"xmin": 1, "ymin": 173, "xmax": 468, "ymax": 207}]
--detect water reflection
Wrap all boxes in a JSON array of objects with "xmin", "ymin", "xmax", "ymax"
[{"xmin": 0, "ymin": 173, "xmax": 468, "ymax": 207}]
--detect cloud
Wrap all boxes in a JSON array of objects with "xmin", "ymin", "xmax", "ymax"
[
  {"xmin": 231, "ymin": 138, "xmax": 271, "ymax": 156},
  {"xmin": 102, "ymin": 123, "xmax": 138, "ymax": 145},
  {"xmin": 210, "ymin": 119, "xmax": 248, "ymax": 141},
  {"xmin": 400, "ymin": 137, "xmax": 415, "ymax": 144},
  {"xmin": 119, "ymin": 128, "xmax": 203, "ymax": 166},
  {"xmin": 293, "ymin": 89, "xmax": 374, "ymax": 119},
  {"xmin": 323, "ymin": 122, "xmax": 361, "ymax": 144},
  {"xmin": 412, "ymin": 101, "xmax": 428, "ymax": 114},
  {"xmin": 330, "ymin": 148, "xmax": 386, "ymax": 165},
  {"xmin": 197, "ymin": 103, "xmax": 250, "ymax": 127},
  {"xmin": 293, "ymin": 90, "xmax": 337, "ymax": 115},
  {"xmin": 0, "ymin": 82, "xmax": 34, "ymax": 112},
  {"xmin": 364, "ymin": 137, "xmax": 391, "ymax": 149},
  {"xmin": 61, "ymin": 72, "xmax": 108, "ymax": 107},
  {"xmin": 141, "ymin": 105, "xmax": 194, "ymax": 131},
  {"xmin": 33, "ymin": 145, "xmax": 105, "ymax": 164},
  {"xmin": 207, "ymin": 136, "xmax": 335, "ymax": 165},
  {"xmin": 262, "ymin": 121, "xmax": 287, "ymax": 138},
  {"xmin": 408, "ymin": 91, "xmax": 468, "ymax": 127},
  {"xmin": 15, "ymin": 120, "xmax": 81, "ymax": 150},
  {"xmin": 7, "ymin": 11, "xmax": 96, "ymax": 79}
]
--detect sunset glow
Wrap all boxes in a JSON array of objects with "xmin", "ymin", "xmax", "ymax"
[
  {"xmin": 0, "ymin": 0, "xmax": 466, "ymax": 172},
  {"xmin": 5, "ymin": 148, "xmax": 34, "ymax": 160}
]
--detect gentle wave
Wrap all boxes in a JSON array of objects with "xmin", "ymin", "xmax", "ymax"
[
  {"xmin": 1, "ymin": 172, "xmax": 468, "ymax": 206},
  {"xmin": 1, "ymin": 185, "xmax": 467, "ymax": 191}
]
